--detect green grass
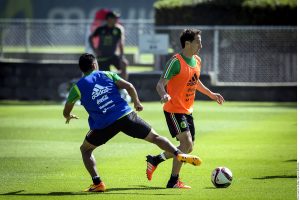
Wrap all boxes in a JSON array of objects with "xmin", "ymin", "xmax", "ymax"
[{"xmin": 0, "ymin": 101, "xmax": 296, "ymax": 200}]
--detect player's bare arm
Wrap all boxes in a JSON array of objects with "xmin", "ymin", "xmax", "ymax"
[
  {"xmin": 117, "ymin": 39, "xmax": 128, "ymax": 79},
  {"xmin": 115, "ymin": 79, "xmax": 143, "ymax": 111},
  {"xmin": 196, "ymin": 80, "xmax": 225, "ymax": 105},
  {"xmin": 88, "ymin": 33, "xmax": 101, "ymax": 56},
  {"xmin": 88, "ymin": 35, "xmax": 95, "ymax": 52},
  {"xmin": 156, "ymin": 78, "xmax": 171, "ymax": 103},
  {"xmin": 118, "ymin": 30, "xmax": 125, "ymax": 58},
  {"xmin": 119, "ymin": 42, "xmax": 125, "ymax": 59},
  {"xmin": 116, "ymin": 24, "xmax": 125, "ymax": 57},
  {"xmin": 63, "ymin": 102, "xmax": 79, "ymax": 124}
]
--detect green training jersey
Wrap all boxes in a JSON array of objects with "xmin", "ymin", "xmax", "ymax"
[{"xmin": 162, "ymin": 53, "xmax": 197, "ymax": 80}]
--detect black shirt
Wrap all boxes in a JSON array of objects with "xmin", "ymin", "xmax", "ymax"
[{"xmin": 92, "ymin": 24, "xmax": 122, "ymax": 57}]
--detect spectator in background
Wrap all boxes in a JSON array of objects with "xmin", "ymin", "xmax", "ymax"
[
  {"xmin": 89, "ymin": 11, "xmax": 128, "ymax": 80},
  {"xmin": 89, "ymin": 9, "xmax": 110, "ymax": 51}
]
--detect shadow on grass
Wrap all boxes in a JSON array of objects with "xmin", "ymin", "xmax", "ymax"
[
  {"xmin": 106, "ymin": 185, "xmax": 165, "ymax": 192},
  {"xmin": 284, "ymin": 159, "xmax": 297, "ymax": 162},
  {"xmin": 204, "ymin": 187, "xmax": 217, "ymax": 190},
  {"xmin": 253, "ymin": 175, "xmax": 297, "ymax": 180},
  {"xmin": 1, "ymin": 186, "xmax": 176, "ymax": 196}
]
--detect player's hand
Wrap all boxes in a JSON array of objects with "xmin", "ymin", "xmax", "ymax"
[
  {"xmin": 160, "ymin": 94, "xmax": 171, "ymax": 103},
  {"xmin": 134, "ymin": 102, "xmax": 143, "ymax": 112},
  {"xmin": 211, "ymin": 93, "xmax": 225, "ymax": 105},
  {"xmin": 65, "ymin": 114, "xmax": 79, "ymax": 124}
]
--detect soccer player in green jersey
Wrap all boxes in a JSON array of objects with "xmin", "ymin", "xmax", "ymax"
[{"xmin": 146, "ymin": 29, "xmax": 224, "ymax": 189}]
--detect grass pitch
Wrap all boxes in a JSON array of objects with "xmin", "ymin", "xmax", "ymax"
[{"xmin": 0, "ymin": 101, "xmax": 296, "ymax": 200}]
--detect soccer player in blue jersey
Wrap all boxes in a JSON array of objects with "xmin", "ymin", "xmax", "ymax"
[{"xmin": 63, "ymin": 53, "xmax": 201, "ymax": 192}]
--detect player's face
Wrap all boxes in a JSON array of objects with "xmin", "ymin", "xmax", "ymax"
[
  {"xmin": 92, "ymin": 60, "xmax": 99, "ymax": 71},
  {"xmin": 107, "ymin": 17, "xmax": 117, "ymax": 26},
  {"xmin": 191, "ymin": 34, "xmax": 202, "ymax": 54}
]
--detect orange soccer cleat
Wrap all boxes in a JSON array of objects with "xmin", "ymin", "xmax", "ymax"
[
  {"xmin": 146, "ymin": 155, "xmax": 158, "ymax": 181},
  {"xmin": 84, "ymin": 182, "xmax": 106, "ymax": 192},
  {"xmin": 167, "ymin": 179, "xmax": 191, "ymax": 189}
]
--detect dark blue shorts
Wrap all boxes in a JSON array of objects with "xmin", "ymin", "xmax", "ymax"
[{"xmin": 86, "ymin": 112, "xmax": 151, "ymax": 146}]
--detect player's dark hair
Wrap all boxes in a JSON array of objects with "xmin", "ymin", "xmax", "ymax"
[
  {"xmin": 79, "ymin": 53, "xmax": 96, "ymax": 73},
  {"xmin": 106, "ymin": 11, "xmax": 119, "ymax": 19},
  {"xmin": 180, "ymin": 29, "xmax": 201, "ymax": 48}
]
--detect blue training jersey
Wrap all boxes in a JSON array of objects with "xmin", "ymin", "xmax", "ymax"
[{"xmin": 76, "ymin": 71, "xmax": 132, "ymax": 130}]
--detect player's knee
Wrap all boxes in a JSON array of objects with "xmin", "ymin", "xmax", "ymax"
[
  {"xmin": 80, "ymin": 144, "xmax": 90, "ymax": 154},
  {"xmin": 80, "ymin": 144, "xmax": 85, "ymax": 153},
  {"xmin": 187, "ymin": 145, "xmax": 193, "ymax": 153},
  {"xmin": 187, "ymin": 138, "xmax": 193, "ymax": 150},
  {"xmin": 178, "ymin": 144, "xmax": 189, "ymax": 153},
  {"xmin": 185, "ymin": 145, "xmax": 193, "ymax": 153},
  {"xmin": 179, "ymin": 139, "xmax": 193, "ymax": 153}
]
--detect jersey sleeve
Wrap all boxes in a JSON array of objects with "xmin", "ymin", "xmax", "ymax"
[
  {"xmin": 103, "ymin": 71, "xmax": 122, "ymax": 82},
  {"xmin": 66, "ymin": 84, "xmax": 81, "ymax": 104},
  {"xmin": 161, "ymin": 57, "xmax": 180, "ymax": 80}
]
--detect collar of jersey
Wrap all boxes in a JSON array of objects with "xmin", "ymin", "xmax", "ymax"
[
  {"xmin": 180, "ymin": 53, "xmax": 196, "ymax": 67},
  {"xmin": 84, "ymin": 70, "xmax": 97, "ymax": 77}
]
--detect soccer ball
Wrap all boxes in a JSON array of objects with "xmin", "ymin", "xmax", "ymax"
[{"xmin": 211, "ymin": 167, "xmax": 233, "ymax": 188}]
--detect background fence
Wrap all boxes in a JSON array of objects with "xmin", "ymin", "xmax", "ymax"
[
  {"xmin": 0, "ymin": 19, "xmax": 154, "ymax": 53},
  {"xmin": 0, "ymin": 19, "xmax": 296, "ymax": 86},
  {"xmin": 156, "ymin": 26, "xmax": 296, "ymax": 85}
]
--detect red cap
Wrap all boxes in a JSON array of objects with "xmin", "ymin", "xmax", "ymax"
[{"xmin": 94, "ymin": 9, "xmax": 110, "ymax": 20}]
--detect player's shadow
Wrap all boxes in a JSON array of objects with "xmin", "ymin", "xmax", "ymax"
[
  {"xmin": 1, "ymin": 186, "xmax": 175, "ymax": 196},
  {"xmin": 204, "ymin": 187, "xmax": 218, "ymax": 189},
  {"xmin": 253, "ymin": 175, "xmax": 297, "ymax": 180},
  {"xmin": 1, "ymin": 190, "xmax": 90, "ymax": 196},
  {"xmin": 283, "ymin": 159, "xmax": 297, "ymax": 162},
  {"xmin": 106, "ymin": 185, "xmax": 166, "ymax": 192}
]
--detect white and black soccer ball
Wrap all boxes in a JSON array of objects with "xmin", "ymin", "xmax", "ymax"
[{"xmin": 211, "ymin": 167, "xmax": 233, "ymax": 188}]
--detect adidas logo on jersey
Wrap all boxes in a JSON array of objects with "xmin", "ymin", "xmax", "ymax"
[
  {"xmin": 187, "ymin": 73, "xmax": 199, "ymax": 86},
  {"xmin": 92, "ymin": 84, "xmax": 111, "ymax": 100}
]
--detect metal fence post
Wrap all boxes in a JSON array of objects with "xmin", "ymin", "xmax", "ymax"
[
  {"xmin": 0, "ymin": 23, "xmax": 3, "ymax": 58},
  {"xmin": 212, "ymin": 27, "xmax": 219, "ymax": 85},
  {"xmin": 25, "ymin": 19, "xmax": 31, "ymax": 53}
]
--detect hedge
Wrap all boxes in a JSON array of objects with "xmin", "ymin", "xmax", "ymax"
[{"xmin": 155, "ymin": 0, "xmax": 296, "ymax": 25}]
